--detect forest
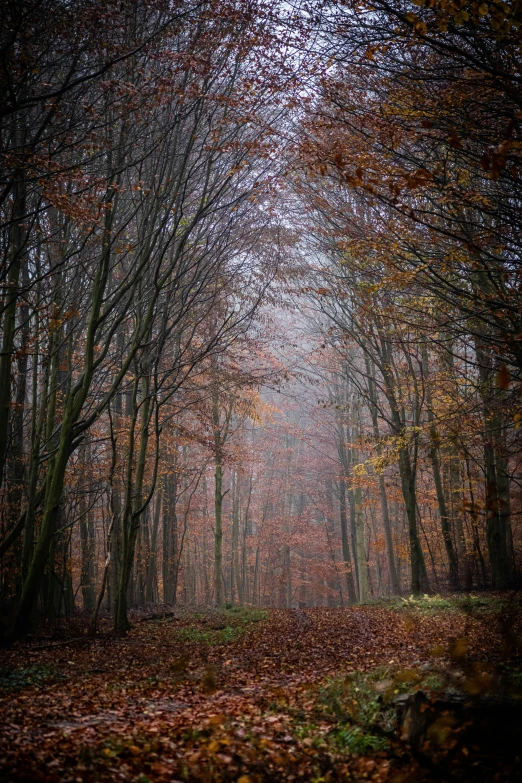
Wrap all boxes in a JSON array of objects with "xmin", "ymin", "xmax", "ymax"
[{"xmin": 0, "ymin": 0, "xmax": 521, "ymax": 781}]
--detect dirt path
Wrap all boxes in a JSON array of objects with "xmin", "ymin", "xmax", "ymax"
[{"xmin": 0, "ymin": 604, "xmax": 518, "ymax": 782}]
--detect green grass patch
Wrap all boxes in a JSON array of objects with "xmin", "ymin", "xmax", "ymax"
[
  {"xmin": 221, "ymin": 604, "xmax": 267, "ymax": 623},
  {"xmin": 177, "ymin": 625, "xmax": 240, "ymax": 645},
  {"xmin": 0, "ymin": 663, "xmax": 61, "ymax": 691},
  {"xmin": 176, "ymin": 605, "xmax": 267, "ymax": 646},
  {"xmin": 370, "ymin": 593, "xmax": 518, "ymax": 615}
]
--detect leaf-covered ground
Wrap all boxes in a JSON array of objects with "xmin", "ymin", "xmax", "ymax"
[{"xmin": 0, "ymin": 596, "xmax": 521, "ymax": 783}]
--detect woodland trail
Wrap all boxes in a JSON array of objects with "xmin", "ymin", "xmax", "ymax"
[{"xmin": 0, "ymin": 600, "xmax": 520, "ymax": 782}]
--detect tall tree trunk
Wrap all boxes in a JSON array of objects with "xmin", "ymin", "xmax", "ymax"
[
  {"xmin": 213, "ymin": 390, "xmax": 224, "ymax": 607},
  {"xmin": 365, "ymin": 356, "xmax": 400, "ymax": 594},
  {"xmin": 399, "ymin": 445, "xmax": 429, "ymax": 595},
  {"xmin": 253, "ymin": 545, "xmax": 260, "ymax": 606},
  {"xmin": 230, "ymin": 471, "xmax": 239, "ymax": 604},
  {"xmin": 354, "ymin": 482, "xmax": 369, "ymax": 602},
  {"xmin": 240, "ymin": 472, "xmax": 253, "ymax": 604},
  {"xmin": 334, "ymin": 374, "xmax": 358, "ymax": 604},
  {"xmin": 115, "ymin": 370, "xmax": 152, "ymax": 634},
  {"xmin": 214, "ymin": 455, "xmax": 223, "ymax": 606},
  {"xmin": 421, "ymin": 345, "xmax": 459, "ymax": 589},
  {"xmin": 108, "ymin": 329, "xmax": 125, "ymax": 612},
  {"xmin": 325, "ymin": 478, "xmax": 341, "ymax": 605},
  {"xmin": 376, "ymin": 330, "xmax": 429, "ymax": 596},
  {"xmin": 6, "ymin": 254, "xmax": 30, "ymax": 592},
  {"xmin": 475, "ymin": 341, "xmax": 510, "ymax": 588},
  {"xmin": 494, "ymin": 399, "xmax": 513, "ymax": 584},
  {"xmin": 349, "ymin": 395, "xmax": 369, "ymax": 603},
  {"xmin": 12, "ymin": 195, "xmax": 115, "ymax": 639},
  {"xmin": 283, "ymin": 449, "xmax": 294, "ymax": 609},
  {"xmin": 0, "ymin": 172, "xmax": 26, "ymax": 486},
  {"xmin": 163, "ymin": 467, "xmax": 178, "ymax": 604},
  {"xmin": 21, "ymin": 290, "xmax": 48, "ymax": 583},
  {"xmin": 370, "ymin": 510, "xmax": 382, "ymax": 596},
  {"xmin": 135, "ymin": 508, "xmax": 150, "ymax": 605},
  {"xmin": 79, "ymin": 449, "xmax": 96, "ymax": 613},
  {"xmin": 337, "ymin": 447, "xmax": 357, "ymax": 603},
  {"xmin": 145, "ymin": 493, "xmax": 161, "ymax": 603}
]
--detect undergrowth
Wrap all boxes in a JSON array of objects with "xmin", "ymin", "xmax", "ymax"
[
  {"xmin": 0, "ymin": 663, "xmax": 60, "ymax": 691},
  {"xmin": 370, "ymin": 593, "xmax": 518, "ymax": 615},
  {"xmin": 177, "ymin": 625, "xmax": 239, "ymax": 645},
  {"xmin": 177, "ymin": 605, "xmax": 267, "ymax": 645},
  {"xmin": 281, "ymin": 664, "xmax": 450, "ymax": 757}
]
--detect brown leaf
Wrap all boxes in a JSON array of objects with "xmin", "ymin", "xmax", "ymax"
[
  {"xmin": 497, "ymin": 364, "xmax": 510, "ymax": 389},
  {"xmin": 201, "ymin": 665, "xmax": 218, "ymax": 695}
]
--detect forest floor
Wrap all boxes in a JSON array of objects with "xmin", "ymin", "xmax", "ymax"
[{"xmin": 0, "ymin": 595, "xmax": 521, "ymax": 783}]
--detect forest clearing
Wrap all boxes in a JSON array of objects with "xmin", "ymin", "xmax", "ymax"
[
  {"xmin": 1, "ymin": 596, "xmax": 521, "ymax": 782},
  {"xmin": 1, "ymin": 0, "xmax": 522, "ymax": 779}
]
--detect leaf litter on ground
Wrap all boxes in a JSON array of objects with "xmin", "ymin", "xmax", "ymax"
[{"xmin": 0, "ymin": 595, "xmax": 521, "ymax": 782}]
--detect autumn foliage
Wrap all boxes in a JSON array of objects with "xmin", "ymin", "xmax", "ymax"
[{"xmin": 1, "ymin": 0, "xmax": 521, "ymax": 779}]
